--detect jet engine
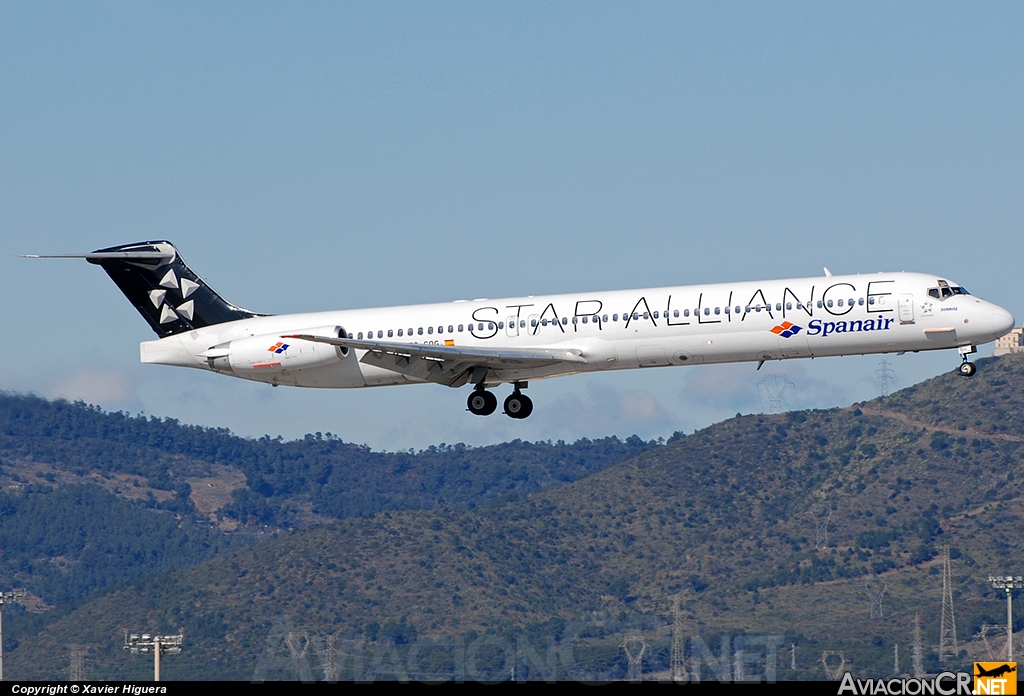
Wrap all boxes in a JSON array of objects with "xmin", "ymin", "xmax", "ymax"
[{"xmin": 202, "ymin": 326, "xmax": 349, "ymax": 374}]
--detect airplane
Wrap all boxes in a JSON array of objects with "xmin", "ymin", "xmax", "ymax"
[{"xmin": 26, "ymin": 241, "xmax": 1016, "ymax": 419}]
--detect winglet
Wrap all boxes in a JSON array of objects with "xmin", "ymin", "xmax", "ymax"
[{"xmin": 823, "ymin": 267, "xmax": 833, "ymax": 277}]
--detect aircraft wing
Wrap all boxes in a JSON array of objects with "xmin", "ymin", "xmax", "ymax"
[{"xmin": 282, "ymin": 333, "xmax": 586, "ymax": 387}]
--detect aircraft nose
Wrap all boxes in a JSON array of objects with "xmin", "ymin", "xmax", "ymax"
[{"xmin": 991, "ymin": 306, "xmax": 1015, "ymax": 337}]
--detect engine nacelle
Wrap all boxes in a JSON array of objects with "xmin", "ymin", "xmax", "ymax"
[{"xmin": 204, "ymin": 326, "xmax": 348, "ymax": 374}]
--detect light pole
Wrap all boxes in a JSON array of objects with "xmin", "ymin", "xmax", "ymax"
[
  {"xmin": 124, "ymin": 628, "xmax": 183, "ymax": 681},
  {"xmin": 987, "ymin": 575, "xmax": 1023, "ymax": 660},
  {"xmin": 0, "ymin": 591, "xmax": 26, "ymax": 681}
]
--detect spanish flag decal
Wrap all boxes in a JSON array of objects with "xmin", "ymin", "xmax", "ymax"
[{"xmin": 444, "ymin": 339, "xmax": 455, "ymax": 346}]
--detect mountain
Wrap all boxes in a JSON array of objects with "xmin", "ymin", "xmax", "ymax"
[{"xmin": 4, "ymin": 355, "xmax": 1024, "ymax": 680}]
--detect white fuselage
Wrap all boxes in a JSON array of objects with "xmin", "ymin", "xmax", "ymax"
[{"xmin": 140, "ymin": 271, "xmax": 1015, "ymax": 389}]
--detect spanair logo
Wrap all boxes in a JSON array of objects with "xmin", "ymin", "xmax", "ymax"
[
  {"xmin": 975, "ymin": 662, "xmax": 1017, "ymax": 695},
  {"xmin": 268, "ymin": 342, "xmax": 289, "ymax": 354},
  {"xmin": 770, "ymin": 321, "xmax": 803, "ymax": 338}
]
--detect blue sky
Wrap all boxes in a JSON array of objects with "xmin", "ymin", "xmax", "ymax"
[{"xmin": 2, "ymin": 3, "xmax": 1022, "ymax": 450}]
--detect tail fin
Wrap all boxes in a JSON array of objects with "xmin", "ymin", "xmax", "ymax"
[{"xmin": 84, "ymin": 241, "xmax": 262, "ymax": 337}]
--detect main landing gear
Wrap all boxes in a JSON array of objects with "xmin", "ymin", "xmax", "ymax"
[
  {"xmin": 957, "ymin": 345, "xmax": 977, "ymax": 377},
  {"xmin": 467, "ymin": 383, "xmax": 533, "ymax": 419}
]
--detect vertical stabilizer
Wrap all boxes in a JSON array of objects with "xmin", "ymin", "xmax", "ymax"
[{"xmin": 84, "ymin": 241, "xmax": 262, "ymax": 337}]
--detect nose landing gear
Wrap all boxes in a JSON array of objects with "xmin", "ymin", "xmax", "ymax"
[{"xmin": 957, "ymin": 345, "xmax": 977, "ymax": 377}]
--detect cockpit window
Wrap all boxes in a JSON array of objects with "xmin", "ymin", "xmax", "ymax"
[{"xmin": 928, "ymin": 285, "xmax": 969, "ymax": 300}]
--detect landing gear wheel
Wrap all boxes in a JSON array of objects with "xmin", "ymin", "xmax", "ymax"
[
  {"xmin": 467, "ymin": 390, "xmax": 497, "ymax": 416},
  {"xmin": 958, "ymin": 361, "xmax": 976, "ymax": 377},
  {"xmin": 504, "ymin": 392, "xmax": 533, "ymax": 419}
]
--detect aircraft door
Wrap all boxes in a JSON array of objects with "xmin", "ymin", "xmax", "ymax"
[{"xmin": 898, "ymin": 294, "xmax": 915, "ymax": 324}]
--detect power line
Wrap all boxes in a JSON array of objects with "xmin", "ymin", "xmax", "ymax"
[
  {"xmin": 938, "ymin": 546, "xmax": 958, "ymax": 662},
  {"xmin": 912, "ymin": 614, "xmax": 924, "ymax": 677},
  {"xmin": 877, "ymin": 359, "xmax": 895, "ymax": 397},
  {"xmin": 622, "ymin": 635, "xmax": 647, "ymax": 682},
  {"xmin": 671, "ymin": 595, "xmax": 687, "ymax": 682},
  {"xmin": 68, "ymin": 644, "xmax": 88, "ymax": 681},
  {"xmin": 757, "ymin": 374, "xmax": 795, "ymax": 414}
]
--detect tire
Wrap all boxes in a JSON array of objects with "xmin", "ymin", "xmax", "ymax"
[
  {"xmin": 958, "ymin": 362, "xmax": 976, "ymax": 377},
  {"xmin": 504, "ymin": 393, "xmax": 533, "ymax": 419},
  {"xmin": 468, "ymin": 390, "xmax": 497, "ymax": 415}
]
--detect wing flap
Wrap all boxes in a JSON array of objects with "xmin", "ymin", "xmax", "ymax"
[{"xmin": 282, "ymin": 333, "xmax": 586, "ymax": 386}]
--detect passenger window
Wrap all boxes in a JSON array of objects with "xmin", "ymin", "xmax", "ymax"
[
  {"xmin": 418, "ymin": 327, "xmax": 423, "ymax": 335},
  {"xmin": 653, "ymin": 311, "xmax": 659, "ymax": 319},
  {"xmin": 448, "ymin": 325, "xmax": 454, "ymax": 333},
  {"xmin": 673, "ymin": 310, "xmax": 679, "ymax": 318},
  {"xmin": 684, "ymin": 309, "xmax": 690, "ymax": 317},
  {"xmin": 398, "ymin": 329, "xmax": 404, "ymax": 336},
  {"xmin": 581, "ymin": 316, "xmax": 587, "ymax": 324},
  {"xmin": 786, "ymin": 302, "xmax": 793, "ymax": 310},
  {"xmin": 724, "ymin": 306, "xmax": 730, "ymax": 314},
  {"xmin": 837, "ymin": 299, "xmax": 844, "ymax": 307},
  {"xmin": 427, "ymin": 327, "xmax": 433, "ymax": 334},
  {"xmin": 868, "ymin": 298, "xmax": 875, "ymax": 306},
  {"xmin": 704, "ymin": 308, "xmax": 711, "ymax": 315},
  {"xmin": 377, "ymin": 330, "xmax": 383, "ymax": 338},
  {"xmin": 498, "ymin": 322, "xmax": 503, "ymax": 329},
  {"xmin": 797, "ymin": 303, "xmax": 804, "ymax": 310},
  {"xmin": 848, "ymin": 299, "xmax": 855, "ymax": 307},
  {"xmin": 386, "ymin": 329, "xmax": 392, "ymax": 337},
  {"xmin": 858, "ymin": 298, "xmax": 864, "ymax": 306},
  {"xmin": 541, "ymin": 319, "xmax": 548, "ymax": 326},
  {"xmin": 602, "ymin": 314, "xmax": 609, "ymax": 322},
  {"xmin": 817, "ymin": 301, "xmax": 823, "ymax": 308},
  {"xmin": 520, "ymin": 320, "xmax": 526, "ymax": 328},
  {"xmin": 735, "ymin": 306, "xmax": 740, "ymax": 314},
  {"xmin": 531, "ymin": 319, "xmax": 537, "ymax": 327},
  {"xmin": 613, "ymin": 314, "xmax": 619, "ymax": 321},
  {"xmin": 643, "ymin": 312, "xmax": 649, "ymax": 320},
  {"xmin": 755, "ymin": 306, "xmax": 761, "ymax": 312},
  {"xmin": 714, "ymin": 307, "xmax": 720, "ymax": 315},
  {"xmin": 458, "ymin": 324, "xmax": 464, "ymax": 332},
  {"xmin": 357, "ymin": 332, "xmax": 363, "ymax": 339}
]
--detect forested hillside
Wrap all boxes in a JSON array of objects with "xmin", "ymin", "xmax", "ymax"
[
  {"xmin": 6, "ymin": 355, "xmax": 1024, "ymax": 681},
  {"xmin": 0, "ymin": 392, "xmax": 656, "ymax": 663}
]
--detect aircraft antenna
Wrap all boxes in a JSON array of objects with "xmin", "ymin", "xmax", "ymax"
[
  {"xmin": 893, "ymin": 643, "xmax": 899, "ymax": 676},
  {"xmin": 791, "ymin": 643, "xmax": 796, "ymax": 671},
  {"xmin": 622, "ymin": 635, "xmax": 647, "ymax": 682},
  {"xmin": 757, "ymin": 374, "xmax": 795, "ymax": 414},
  {"xmin": 938, "ymin": 546, "xmax": 958, "ymax": 662},
  {"xmin": 877, "ymin": 359, "xmax": 896, "ymax": 397}
]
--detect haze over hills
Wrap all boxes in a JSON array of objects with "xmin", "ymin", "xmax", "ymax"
[{"xmin": 3, "ymin": 356, "xmax": 1024, "ymax": 680}]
